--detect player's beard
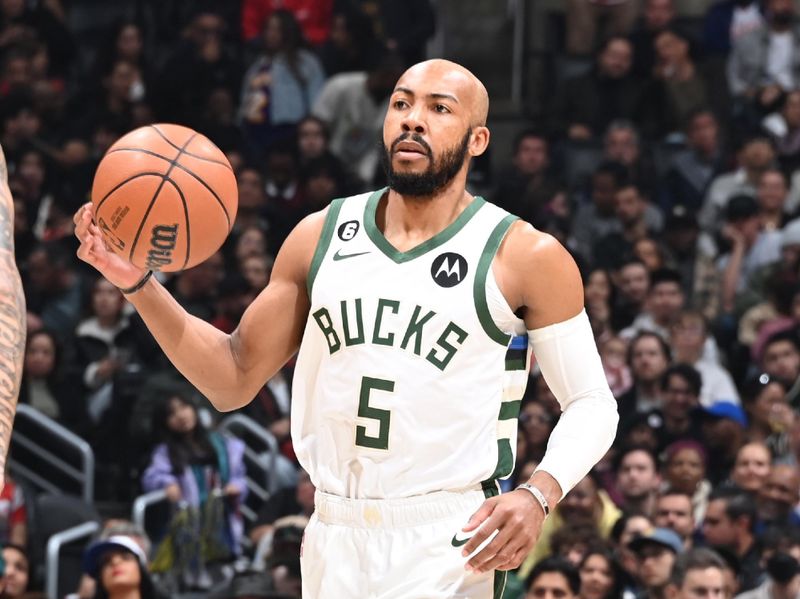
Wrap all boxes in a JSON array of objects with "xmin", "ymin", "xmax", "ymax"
[{"xmin": 381, "ymin": 129, "xmax": 471, "ymax": 199}]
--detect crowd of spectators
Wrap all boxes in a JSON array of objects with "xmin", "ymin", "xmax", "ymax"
[{"xmin": 5, "ymin": 0, "xmax": 800, "ymax": 597}]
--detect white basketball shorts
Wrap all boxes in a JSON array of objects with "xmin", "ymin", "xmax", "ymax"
[{"xmin": 300, "ymin": 486, "xmax": 507, "ymax": 598}]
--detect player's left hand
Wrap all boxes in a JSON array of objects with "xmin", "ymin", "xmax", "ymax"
[{"xmin": 460, "ymin": 490, "xmax": 545, "ymax": 573}]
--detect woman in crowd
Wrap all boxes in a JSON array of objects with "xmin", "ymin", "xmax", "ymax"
[
  {"xmin": 741, "ymin": 373, "xmax": 792, "ymax": 459},
  {"xmin": 729, "ymin": 441, "xmax": 772, "ymax": 493},
  {"xmin": 239, "ymin": 9, "xmax": 325, "ymax": 151},
  {"xmin": 83, "ymin": 536, "xmax": 164, "ymax": 599},
  {"xmin": 142, "ymin": 392, "xmax": 247, "ymax": 588},
  {"xmin": 662, "ymin": 439, "xmax": 712, "ymax": 523},
  {"xmin": 578, "ymin": 545, "xmax": 628, "ymax": 599},
  {"xmin": 18, "ymin": 329, "xmax": 84, "ymax": 432}
]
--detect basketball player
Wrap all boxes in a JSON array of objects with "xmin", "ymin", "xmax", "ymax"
[
  {"xmin": 74, "ymin": 59, "xmax": 618, "ymax": 597},
  {"xmin": 0, "ymin": 144, "xmax": 26, "ymax": 491}
]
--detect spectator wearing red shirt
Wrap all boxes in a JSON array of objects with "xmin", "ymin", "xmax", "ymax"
[
  {"xmin": 241, "ymin": 0, "xmax": 334, "ymax": 46},
  {"xmin": 0, "ymin": 478, "xmax": 26, "ymax": 547}
]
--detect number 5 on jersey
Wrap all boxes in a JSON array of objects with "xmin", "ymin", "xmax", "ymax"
[{"xmin": 355, "ymin": 376, "xmax": 394, "ymax": 450}]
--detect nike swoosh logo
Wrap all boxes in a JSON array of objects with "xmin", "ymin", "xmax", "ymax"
[
  {"xmin": 333, "ymin": 250, "xmax": 371, "ymax": 261},
  {"xmin": 451, "ymin": 533, "xmax": 471, "ymax": 547}
]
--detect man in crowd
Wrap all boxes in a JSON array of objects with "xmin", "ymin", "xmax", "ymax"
[{"xmin": 702, "ymin": 488, "xmax": 762, "ymax": 591}]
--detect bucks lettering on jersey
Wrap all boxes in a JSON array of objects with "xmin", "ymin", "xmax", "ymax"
[{"xmin": 291, "ymin": 189, "xmax": 532, "ymax": 499}]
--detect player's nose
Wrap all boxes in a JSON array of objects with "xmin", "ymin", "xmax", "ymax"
[{"xmin": 401, "ymin": 107, "xmax": 426, "ymax": 134}]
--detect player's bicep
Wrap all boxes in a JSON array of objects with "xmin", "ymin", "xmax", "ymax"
[{"xmin": 230, "ymin": 211, "xmax": 324, "ymax": 386}]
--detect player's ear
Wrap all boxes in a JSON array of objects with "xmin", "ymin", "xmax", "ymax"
[{"xmin": 468, "ymin": 127, "xmax": 490, "ymax": 157}]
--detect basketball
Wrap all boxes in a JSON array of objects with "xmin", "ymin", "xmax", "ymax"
[{"xmin": 90, "ymin": 123, "xmax": 238, "ymax": 272}]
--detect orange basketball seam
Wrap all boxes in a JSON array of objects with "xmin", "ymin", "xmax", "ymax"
[
  {"xmin": 149, "ymin": 124, "xmax": 234, "ymax": 171},
  {"xmin": 128, "ymin": 134, "xmax": 198, "ymax": 266},
  {"xmin": 94, "ymin": 172, "xmax": 171, "ymax": 214},
  {"xmin": 164, "ymin": 178, "xmax": 191, "ymax": 270},
  {"xmin": 103, "ymin": 147, "xmax": 232, "ymax": 231},
  {"xmin": 106, "ymin": 146, "xmax": 232, "ymax": 170}
]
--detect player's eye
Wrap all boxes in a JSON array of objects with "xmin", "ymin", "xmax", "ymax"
[
  {"xmin": 393, "ymin": 99, "xmax": 409, "ymax": 110},
  {"xmin": 434, "ymin": 104, "xmax": 450, "ymax": 113}
]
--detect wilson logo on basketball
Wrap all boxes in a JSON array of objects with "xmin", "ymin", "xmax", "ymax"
[{"xmin": 145, "ymin": 224, "xmax": 179, "ymax": 270}]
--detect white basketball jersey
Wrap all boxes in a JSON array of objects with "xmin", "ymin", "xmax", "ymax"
[{"xmin": 291, "ymin": 189, "xmax": 531, "ymax": 499}]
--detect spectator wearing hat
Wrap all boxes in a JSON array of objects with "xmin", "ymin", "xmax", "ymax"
[
  {"xmin": 718, "ymin": 194, "xmax": 782, "ymax": 317},
  {"xmin": 702, "ymin": 488, "xmax": 762, "ymax": 592},
  {"xmin": 660, "ymin": 206, "xmax": 721, "ymax": 322},
  {"xmin": 628, "ymin": 528, "xmax": 683, "ymax": 599},
  {"xmin": 82, "ymin": 536, "xmax": 165, "ymax": 599},
  {"xmin": 664, "ymin": 548, "xmax": 727, "ymax": 599}
]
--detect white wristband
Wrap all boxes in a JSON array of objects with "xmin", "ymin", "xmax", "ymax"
[{"xmin": 516, "ymin": 483, "xmax": 550, "ymax": 517}]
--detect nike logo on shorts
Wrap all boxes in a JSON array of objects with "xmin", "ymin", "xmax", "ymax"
[
  {"xmin": 333, "ymin": 249, "xmax": 371, "ymax": 261},
  {"xmin": 451, "ymin": 532, "xmax": 472, "ymax": 547}
]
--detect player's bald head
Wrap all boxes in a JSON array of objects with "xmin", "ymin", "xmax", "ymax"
[{"xmin": 396, "ymin": 59, "xmax": 489, "ymax": 127}]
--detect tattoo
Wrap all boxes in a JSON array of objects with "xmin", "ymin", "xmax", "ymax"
[{"xmin": 0, "ymin": 160, "xmax": 25, "ymax": 472}]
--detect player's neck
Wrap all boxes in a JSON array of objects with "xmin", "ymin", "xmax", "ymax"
[{"xmin": 382, "ymin": 181, "xmax": 473, "ymax": 247}]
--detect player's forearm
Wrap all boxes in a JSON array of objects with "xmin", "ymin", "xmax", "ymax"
[
  {"xmin": 529, "ymin": 310, "xmax": 619, "ymax": 499},
  {"xmin": 126, "ymin": 277, "xmax": 256, "ymax": 410}
]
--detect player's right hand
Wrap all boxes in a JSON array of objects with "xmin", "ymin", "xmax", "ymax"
[{"xmin": 74, "ymin": 202, "xmax": 147, "ymax": 289}]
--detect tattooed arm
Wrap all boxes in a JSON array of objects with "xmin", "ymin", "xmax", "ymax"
[{"xmin": 0, "ymin": 146, "xmax": 25, "ymax": 487}]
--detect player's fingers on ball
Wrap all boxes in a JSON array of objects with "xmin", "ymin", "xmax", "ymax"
[{"xmin": 72, "ymin": 204, "xmax": 87, "ymax": 225}]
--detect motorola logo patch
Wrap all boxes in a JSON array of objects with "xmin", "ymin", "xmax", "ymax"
[{"xmin": 431, "ymin": 253, "xmax": 468, "ymax": 287}]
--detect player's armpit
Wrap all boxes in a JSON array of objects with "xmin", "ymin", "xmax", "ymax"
[
  {"xmin": 230, "ymin": 209, "xmax": 326, "ymax": 392},
  {"xmin": 0, "ymin": 149, "xmax": 25, "ymax": 478},
  {"xmin": 492, "ymin": 221, "xmax": 584, "ymax": 331}
]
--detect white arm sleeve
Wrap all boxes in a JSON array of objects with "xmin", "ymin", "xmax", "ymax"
[{"xmin": 528, "ymin": 309, "xmax": 619, "ymax": 500}]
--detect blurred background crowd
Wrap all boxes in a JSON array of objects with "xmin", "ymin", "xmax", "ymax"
[{"xmin": 6, "ymin": 0, "xmax": 800, "ymax": 597}]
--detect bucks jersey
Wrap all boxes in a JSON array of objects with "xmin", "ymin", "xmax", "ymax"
[{"xmin": 291, "ymin": 189, "xmax": 531, "ymax": 499}]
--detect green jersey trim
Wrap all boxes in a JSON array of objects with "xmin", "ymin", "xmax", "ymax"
[
  {"xmin": 307, "ymin": 198, "xmax": 345, "ymax": 296},
  {"xmin": 364, "ymin": 188, "xmax": 487, "ymax": 263},
  {"xmin": 473, "ymin": 214, "xmax": 518, "ymax": 346},
  {"xmin": 494, "ymin": 571, "xmax": 508, "ymax": 599}
]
